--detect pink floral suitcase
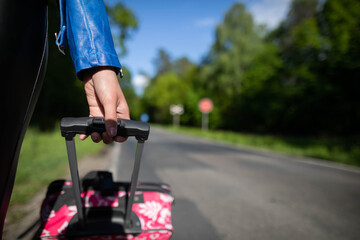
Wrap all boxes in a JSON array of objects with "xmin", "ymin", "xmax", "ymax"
[{"xmin": 35, "ymin": 118, "xmax": 174, "ymax": 239}]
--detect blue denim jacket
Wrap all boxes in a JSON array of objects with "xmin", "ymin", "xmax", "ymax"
[{"xmin": 55, "ymin": 0, "xmax": 121, "ymax": 79}]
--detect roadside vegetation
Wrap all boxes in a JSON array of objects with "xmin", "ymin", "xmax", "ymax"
[
  {"xmin": 161, "ymin": 125, "xmax": 360, "ymax": 167},
  {"xmin": 10, "ymin": 127, "xmax": 104, "ymax": 206},
  {"xmin": 143, "ymin": 0, "xmax": 360, "ymax": 139},
  {"xmin": 141, "ymin": 0, "xmax": 359, "ymax": 168}
]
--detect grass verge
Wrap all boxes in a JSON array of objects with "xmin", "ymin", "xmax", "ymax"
[
  {"xmin": 10, "ymin": 126, "xmax": 104, "ymax": 206},
  {"xmin": 160, "ymin": 125, "xmax": 360, "ymax": 167}
]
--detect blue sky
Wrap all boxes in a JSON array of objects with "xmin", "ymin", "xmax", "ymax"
[{"xmin": 107, "ymin": 0, "xmax": 292, "ymax": 94}]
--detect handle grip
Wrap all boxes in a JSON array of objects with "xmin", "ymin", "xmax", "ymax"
[{"xmin": 60, "ymin": 117, "xmax": 150, "ymax": 142}]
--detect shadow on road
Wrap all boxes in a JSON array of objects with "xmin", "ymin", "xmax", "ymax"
[
  {"xmin": 172, "ymin": 198, "xmax": 221, "ymax": 240},
  {"xmin": 115, "ymin": 138, "xmax": 222, "ymax": 239}
]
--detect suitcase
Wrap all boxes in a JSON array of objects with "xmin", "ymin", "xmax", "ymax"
[{"xmin": 35, "ymin": 117, "xmax": 174, "ymax": 239}]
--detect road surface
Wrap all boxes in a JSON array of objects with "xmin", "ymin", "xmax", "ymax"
[{"xmin": 112, "ymin": 128, "xmax": 360, "ymax": 240}]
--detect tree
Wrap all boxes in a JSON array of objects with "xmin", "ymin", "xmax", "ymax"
[
  {"xmin": 106, "ymin": 2, "xmax": 138, "ymax": 56},
  {"xmin": 117, "ymin": 67, "xmax": 141, "ymax": 120},
  {"xmin": 153, "ymin": 49, "xmax": 173, "ymax": 76},
  {"xmin": 200, "ymin": 3, "xmax": 264, "ymax": 129},
  {"xmin": 237, "ymin": 43, "xmax": 284, "ymax": 132},
  {"xmin": 143, "ymin": 72, "xmax": 188, "ymax": 123},
  {"xmin": 140, "ymin": 0, "xmax": 360, "ymax": 136},
  {"xmin": 249, "ymin": 0, "xmax": 360, "ymax": 135},
  {"xmin": 173, "ymin": 57, "xmax": 194, "ymax": 77},
  {"xmin": 317, "ymin": 0, "xmax": 360, "ymax": 134}
]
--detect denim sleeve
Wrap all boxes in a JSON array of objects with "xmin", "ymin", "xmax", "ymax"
[{"xmin": 55, "ymin": 0, "xmax": 121, "ymax": 80}]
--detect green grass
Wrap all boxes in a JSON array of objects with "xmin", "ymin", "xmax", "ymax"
[
  {"xmin": 160, "ymin": 125, "xmax": 360, "ymax": 167},
  {"xmin": 10, "ymin": 126, "xmax": 104, "ymax": 206}
]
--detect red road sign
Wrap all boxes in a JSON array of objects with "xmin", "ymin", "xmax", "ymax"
[{"xmin": 198, "ymin": 98, "xmax": 213, "ymax": 113}]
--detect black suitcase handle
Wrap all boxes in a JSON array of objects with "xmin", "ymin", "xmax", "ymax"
[
  {"xmin": 60, "ymin": 117, "xmax": 148, "ymax": 233},
  {"xmin": 61, "ymin": 117, "xmax": 150, "ymax": 142}
]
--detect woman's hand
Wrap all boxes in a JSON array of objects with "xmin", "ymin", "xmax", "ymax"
[{"xmin": 80, "ymin": 67, "xmax": 130, "ymax": 144}]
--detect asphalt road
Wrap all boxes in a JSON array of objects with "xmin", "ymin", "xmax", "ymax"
[{"xmin": 112, "ymin": 128, "xmax": 360, "ymax": 240}]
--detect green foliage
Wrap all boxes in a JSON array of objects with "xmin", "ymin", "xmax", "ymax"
[
  {"xmin": 161, "ymin": 126, "xmax": 360, "ymax": 167},
  {"xmin": 106, "ymin": 2, "xmax": 138, "ymax": 56},
  {"xmin": 317, "ymin": 0, "xmax": 360, "ymax": 135},
  {"xmin": 181, "ymin": 90, "xmax": 201, "ymax": 126},
  {"xmin": 153, "ymin": 49, "xmax": 173, "ymax": 76},
  {"xmin": 144, "ymin": 72, "xmax": 189, "ymax": 123},
  {"xmin": 204, "ymin": 2, "xmax": 262, "ymax": 94},
  {"xmin": 322, "ymin": 0, "xmax": 360, "ymax": 60},
  {"xmin": 173, "ymin": 57, "xmax": 194, "ymax": 77},
  {"xmin": 118, "ymin": 67, "xmax": 141, "ymax": 120},
  {"xmin": 141, "ymin": 0, "xmax": 359, "ymax": 139},
  {"xmin": 11, "ymin": 127, "xmax": 104, "ymax": 205},
  {"xmin": 141, "ymin": 50, "xmax": 203, "ymax": 125},
  {"xmin": 293, "ymin": 18, "xmax": 323, "ymax": 50},
  {"xmin": 242, "ymin": 0, "xmax": 360, "ymax": 135},
  {"xmin": 199, "ymin": 3, "xmax": 264, "ymax": 129},
  {"xmin": 237, "ymin": 43, "xmax": 284, "ymax": 132}
]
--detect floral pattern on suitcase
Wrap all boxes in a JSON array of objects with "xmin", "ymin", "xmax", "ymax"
[{"xmin": 38, "ymin": 186, "xmax": 174, "ymax": 240}]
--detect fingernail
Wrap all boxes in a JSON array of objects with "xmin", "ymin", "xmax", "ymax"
[
  {"xmin": 110, "ymin": 127, "xmax": 117, "ymax": 137},
  {"xmin": 92, "ymin": 136, "xmax": 98, "ymax": 141},
  {"xmin": 115, "ymin": 136, "xmax": 125, "ymax": 142}
]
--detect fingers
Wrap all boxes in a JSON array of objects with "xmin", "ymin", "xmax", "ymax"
[
  {"xmin": 115, "ymin": 136, "xmax": 127, "ymax": 143},
  {"xmin": 90, "ymin": 132, "xmax": 101, "ymax": 143},
  {"xmin": 102, "ymin": 132, "xmax": 113, "ymax": 144},
  {"xmin": 89, "ymin": 132, "xmax": 114, "ymax": 144},
  {"xmin": 91, "ymin": 67, "xmax": 119, "ymax": 138},
  {"xmin": 104, "ymin": 101, "xmax": 118, "ymax": 138},
  {"xmin": 85, "ymin": 131, "xmax": 115, "ymax": 144},
  {"xmin": 79, "ymin": 134, "xmax": 88, "ymax": 141},
  {"xmin": 83, "ymin": 66, "xmax": 130, "ymax": 144}
]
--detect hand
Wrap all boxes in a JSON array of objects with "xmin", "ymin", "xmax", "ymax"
[{"xmin": 80, "ymin": 66, "xmax": 130, "ymax": 144}]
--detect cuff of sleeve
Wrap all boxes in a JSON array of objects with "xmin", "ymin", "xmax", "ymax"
[{"xmin": 74, "ymin": 51, "xmax": 121, "ymax": 80}]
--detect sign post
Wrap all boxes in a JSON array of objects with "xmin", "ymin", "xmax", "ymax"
[
  {"xmin": 198, "ymin": 98, "xmax": 213, "ymax": 131},
  {"xmin": 170, "ymin": 104, "xmax": 184, "ymax": 127}
]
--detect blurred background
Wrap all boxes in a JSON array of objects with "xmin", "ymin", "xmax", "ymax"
[
  {"xmin": 35, "ymin": 0, "xmax": 360, "ymax": 137},
  {"xmin": 32, "ymin": 0, "xmax": 359, "ymax": 163},
  {"xmin": 5, "ymin": 0, "xmax": 360, "ymax": 239}
]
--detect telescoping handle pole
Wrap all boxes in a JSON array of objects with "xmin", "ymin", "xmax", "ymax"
[
  {"xmin": 65, "ymin": 137, "xmax": 86, "ymax": 228},
  {"xmin": 60, "ymin": 117, "xmax": 150, "ymax": 229},
  {"xmin": 125, "ymin": 141, "xmax": 144, "ymax": 228}
]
